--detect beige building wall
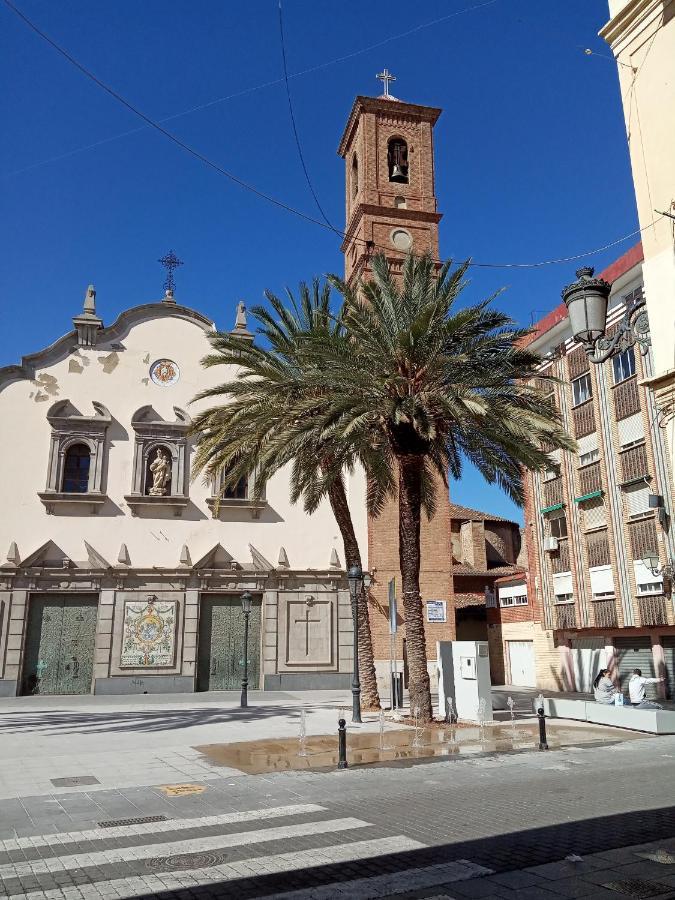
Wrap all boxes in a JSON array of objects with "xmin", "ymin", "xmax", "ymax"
[
  {"xmin": 0, "ymin": 297, "xmax": 366, "ymax": 696},
  {"xmin": 601, "ymin": 0, "xmax": 675, "ymax": 498}
]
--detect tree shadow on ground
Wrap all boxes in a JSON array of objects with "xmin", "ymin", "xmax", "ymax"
[
  {"xmin": 140, "ymin": 803, "xmax": 675, "ymax": 899},
  {"xmin": 0, "ymin": 704, "xmax": 325, "ymax": 735}
]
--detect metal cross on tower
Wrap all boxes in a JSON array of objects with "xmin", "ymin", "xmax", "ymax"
[
  {"xmin": 376, "ymin": 68, "xmax": 396, "ymax": 97},
  {"xmin": 158, "ymin": 250, "xmax": 183, "ymax": 293}
]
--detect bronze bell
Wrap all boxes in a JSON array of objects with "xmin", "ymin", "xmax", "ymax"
[{"xmin": 390, "ymin": 164, "xmax": 407, "ymax": 183}]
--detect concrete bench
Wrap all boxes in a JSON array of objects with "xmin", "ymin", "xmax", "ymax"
[{"xmin": 542, "ymin": 697, "xmax": 675, "ymax": 734}]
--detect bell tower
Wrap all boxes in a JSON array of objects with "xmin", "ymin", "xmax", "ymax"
[
  {"xmin": 337, "ymin": 74, "xmax": 443, "ymax": 285},
  {"xmin": 338, "ymin": 78, "xmax": 455, "ymax": 696}
]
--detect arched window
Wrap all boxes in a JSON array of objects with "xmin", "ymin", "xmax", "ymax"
[
  {"xmin": 351, "ymin": 154, "xmax": 358, "ymax": 200},
  {"xmin": 387, "ymin": 138, "xmax": 408, "ymax": 183},
  {"xmin": 145, "ymin": 446, "xmax": 172, "ymax": 496},
  {"xmin": 62, "ymin": 443, "xmax": 91, "ymax": 493},
  {"xmin": 394, "ymin": 195, "xmax": 407, "ymax": 209}
]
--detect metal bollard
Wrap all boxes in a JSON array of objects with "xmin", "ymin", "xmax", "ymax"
[
  {"xmin": 337, "ymin": 718, "xmax": 348, "ymax": 769},
  {"xmin": 537, "ymin": 706, "xmax": 549, "ymax": 751}
]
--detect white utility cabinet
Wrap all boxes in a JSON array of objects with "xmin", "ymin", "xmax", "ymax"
[{"xmin": 437, "ymin": 640, "xmax": 493, "ymax": 722}]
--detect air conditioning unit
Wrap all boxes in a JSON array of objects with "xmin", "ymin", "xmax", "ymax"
[
  {"xmin": 649, "ymin": 494, "xmax": 664, "ymax": 509},
  {"xmin": 544, "ymin": 536, "xmax": 559, "ymax": 552}
]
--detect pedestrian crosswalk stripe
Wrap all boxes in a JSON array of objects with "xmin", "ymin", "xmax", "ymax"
[
  {"xmin": 260, "ymin": 859, "xmax": 494, "ymax": 898},
  {"xmin": 5, "ymin": 835, "xmax": 425, "ymax": 899},
  {"xmin": 0, "ymin": 803, "xmax": 326, "ymax": 851},
  {"xmin": 0, "ymin": 816, "xmax": 371, "ymax": 879}
]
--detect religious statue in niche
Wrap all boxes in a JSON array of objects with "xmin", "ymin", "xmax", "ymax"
[
  {"xmin": 120, "ymin": 597, "xmax": 177, "ymax": 667},
  {"xmin": 148, "ymin": 448, "xmax": 171, "ymax": 496}
]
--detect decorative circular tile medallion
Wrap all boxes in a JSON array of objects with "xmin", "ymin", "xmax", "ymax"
[{"xmin": 150, "ymin": 359, "xmax": 180, "ymax": 386}]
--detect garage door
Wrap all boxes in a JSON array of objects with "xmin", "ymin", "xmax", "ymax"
[
  {"xmin": 570, "ymin": 638, "xmax": 607, "ymax": 694},
  {"xmin": 613, "ymin": 637, "xmax": 656, "ymax": 698},
  {"xmin": 508, "ymin": 641, "xmax": 536, "ymax": 687},
  {"xmin": 660, "ymin": 637, "xmax": 675, "ymax": 700}
]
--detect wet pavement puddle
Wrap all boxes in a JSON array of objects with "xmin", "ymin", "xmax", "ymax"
[{"xmin": 194, "ymin": 721, "xmax": 645, "ymax": 774}]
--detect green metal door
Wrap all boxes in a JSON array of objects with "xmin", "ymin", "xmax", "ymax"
[
  {"xmin": 22, "ymin": 596, "xmax": 98, "ymax": 695},
  {"xmin": 197, "ymin": 596, "xmax": 261, "ymax": 691}
]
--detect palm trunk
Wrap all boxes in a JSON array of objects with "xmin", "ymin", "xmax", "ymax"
[
  {"xmin": 327, "ymin": 478, "xmax": 381, "ymax": 711},
  {"xmin": 397, "ymin": 452, "xmax": 432, "ymax": 722}
]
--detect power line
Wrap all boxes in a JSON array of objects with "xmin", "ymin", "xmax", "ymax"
[
  {"xmin": 1, "ymin": 0, "xmax": 663, "ymax": 272},
  {"xmin": 277, "ymin": 0, "xmax": 339, "ymax": 234},
  {"xmin": 1, "ymin": 0, "xmax": 333, "ymax": 232},
  {"xmin": 2, "ymin": 0, "xmax": 501, "ymax": 180}
]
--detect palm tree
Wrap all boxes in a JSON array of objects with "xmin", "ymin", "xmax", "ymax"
[
  {"xmin": 190, "ymin": 281, "xmax": 387, "ymax": 710},
  {"xmin": 299, "ymin": 252, "xmax": 575, "ymax": 722}
]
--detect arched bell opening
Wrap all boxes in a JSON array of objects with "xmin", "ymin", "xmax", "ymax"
[{"xmin": 387, "ymin": 138, "xmax": 409, "ymax": 183}]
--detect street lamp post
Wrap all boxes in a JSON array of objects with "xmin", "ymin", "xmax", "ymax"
[
  {"xmin": 347, "ymin": 565, "xmax": 371, "ymax": 724},
  {"xmin": 240, "ymin": 591, "xmax": 252, "ymax": 709},
  {"xmin": 561, "ymin": 266, "xmax": 651, "ymax": 364}
]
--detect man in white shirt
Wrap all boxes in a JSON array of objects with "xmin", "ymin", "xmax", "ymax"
[{"xmin": 628, "ymin": 668, "xmax": 664, "ymax": 709}]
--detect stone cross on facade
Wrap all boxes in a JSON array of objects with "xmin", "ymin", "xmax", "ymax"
[
  {"xmin": 294, "ymin": 607, "xmax": 322, "ymax": 656},
  {"xmin": 376, "ymin": 68, "xmax": 396, "ymax": 97}
]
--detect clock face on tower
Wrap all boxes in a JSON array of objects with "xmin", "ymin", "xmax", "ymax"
[{"xmin": 391, "ymin": 228, "xmax": 412, "ymax": 251}]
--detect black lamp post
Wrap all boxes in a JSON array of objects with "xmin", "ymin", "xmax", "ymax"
[
  {"xmin": 562, "ymin": 266, "xmax": 650, "ymax": 363},
  {"xmin": 347, "ymin": 565, "xmax": 371, "ymax": 724},
  {"xmin": 240, "ymin": 591, "xmax": 252, "ymax": 709}
]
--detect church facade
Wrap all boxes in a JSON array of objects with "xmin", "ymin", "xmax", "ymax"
[
  {"xmin": 0, "ymin": 81, "xmax": 456, "ymax": 698},
  {"xmin": 0, "ymin": 288, "xmax": 366, "ymax": 696}
]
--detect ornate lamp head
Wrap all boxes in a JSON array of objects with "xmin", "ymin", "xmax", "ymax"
[{"xmin": 561, "ymin": 266, "xmax": 612, "ymax": 348}]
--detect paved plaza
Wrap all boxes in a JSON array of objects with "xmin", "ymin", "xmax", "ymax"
[{"xmin": 2, "ymin": 690, "xmax": 675, "ymax": 898}]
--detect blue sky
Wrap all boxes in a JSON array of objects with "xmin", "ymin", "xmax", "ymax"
[{"xmin": 1, "ymin": 0, "xmax": 638, "ymax": 523}]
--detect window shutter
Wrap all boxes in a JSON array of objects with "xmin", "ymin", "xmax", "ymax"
[
  {"xmin": 584, "ymin": 497, "xmax": 607, "ymax": 529},
  {"xmin": 547, "ymin": 449, "xmax": 562, "ymax": 467},
  {"xmin": 577, "ymin": 433, "xmax": 598, "ymax": 457},
  {"xmin": 589, "ymin": 565, "xmax": 614, "ymax": 595},
  {"xmin": 499, "ymin": 584, "xmax": 527, "ymax": 601},
  {"xmin": 553, "ymin": 572, "xmax": 573, "ymax": 595},
  {"xmin": 633, "ymin": 560, "xmax": 663, "ymax": 589},
  {"xmin": 618, "ymin": 413, "xmax": 644, "ymax": 447},
  {"xmin": 624, "ymin": 481, "xmax": 650, "ymax": 516}
]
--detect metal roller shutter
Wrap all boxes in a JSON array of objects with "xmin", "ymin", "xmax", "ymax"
[
  {"xmin": 618, "ymin": 413, "xmax": 644, "ymax": 448},
  {"xmin": 661, "ymin": 637, "xmax": 675, "ymax": 701},
  {"xmin": 613, "ymin": 637, "xmax": 656, "ymax": 698},
  {"xmin": 570, "ymin": 638, "xmax": 606, "ymax": 693}
]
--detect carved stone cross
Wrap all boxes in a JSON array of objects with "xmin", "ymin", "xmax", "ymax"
[{"xmin": 294, "ymin": 608, "xmax": 322, "ymax": 656}]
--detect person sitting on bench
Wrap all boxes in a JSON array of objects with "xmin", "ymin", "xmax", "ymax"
[
  {"xmin": 593, "ymin": 669, "xmax": 618, "ymax": 704},
  {"xmin": 628, "ymin": 669, "xmax": 664, "ymax": 709}
]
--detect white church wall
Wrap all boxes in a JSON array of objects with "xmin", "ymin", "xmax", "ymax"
[{"xmin": 0, "ymin": 308, "xmax": 368, "ymax": 572}]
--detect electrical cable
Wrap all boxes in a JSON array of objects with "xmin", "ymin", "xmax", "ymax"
[
  {"xmin": 1, "ymin": 0, "xmax": 665, "ymax": 271},
  {"xmin": 277, "ymin": 0, "xmax": 340, "ymax": 235},
  {"xmin": 2, "ymin": 0, "xmax": 501, "ymax": 180},
  {"xmin": 1, "ymin": 0, "xmax": 334, "ymax": 232}
]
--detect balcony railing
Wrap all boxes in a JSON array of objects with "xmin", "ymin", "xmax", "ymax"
[
  {"xmin": 543, "ymin": 477, "xmax": 564, "ymax": 508},
  {"xmin": 614, "ymin": 376, "xmax": 640, "ymax": 421},
  {"xmin": 629, "ymin": 518, "xmax": 658, "ymax": 561},
  {"xmin": 637, "ymin": 595, "xmax": 668, "ymax": 627},
  {"xmin": 620, "ymin": 443, "xmax": 649, "ymax": 483},
  {"xmin": 551, "ymin": 539, "xmax": 571, "ymax": 574},
  {"xmin": 578, "ymin": 462, "xmax": 602, "ymax": 496},
  {"xmin": 593, "ymin": 600, "xmax": 618, "ymax": 629},
  {"xmin": 572, "ymin": 401, "xmax": 596, "ymax": 438},
  {"xmin": 587, "ymin": 530, "xmax": 611, "ymax": 567},
  {"xmin": 554, "ymin": 604, "xmax": 577, "ymax": 629}
]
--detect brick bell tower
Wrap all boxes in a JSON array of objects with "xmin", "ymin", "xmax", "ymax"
[{"xmin": 337, "ymin": 73, "xmax": 455, "ymax": 695}]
